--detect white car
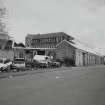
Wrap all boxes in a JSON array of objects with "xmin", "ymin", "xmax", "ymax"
[
  {"xmin": 0, "ymin": 58, "xmax": 12, "ymax": 72},
  {"xmin": 33, "ymin": 55, "xmax": 50, "ymax": 68}
]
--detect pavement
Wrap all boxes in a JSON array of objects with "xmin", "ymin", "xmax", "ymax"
[
  {"xmin": 0, "ymin": 66, "xmax": 73, "ymax": 79},
  {"xmin": 0, "ymin": 65, "xmax": 105, "ymax": 105}
]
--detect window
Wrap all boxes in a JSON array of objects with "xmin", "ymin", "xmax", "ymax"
[
  {"xmin": 19, "ymin": 52, "xmax": 24, "ymax": 58},
  {"xmin": 37, "ymin": 50, "xmax": 45, "ymax": 55}
]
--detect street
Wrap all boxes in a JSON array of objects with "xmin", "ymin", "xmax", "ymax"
[{"xmin": 0, "ymin": 65, "xmax": 105, "ymax": 105}]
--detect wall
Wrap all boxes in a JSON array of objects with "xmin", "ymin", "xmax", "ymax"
[
  {"xmin": 75, "ymin": 49, "xmax": 83, "ymax": 66},
  {"xmin": 0, "ymin": 50, "xmax": 14, "ymax": 60},
  {"xmin": 56, "ymin": 41, "xmax": 75, "ymax": 61},
  {"xmin": 14, "ymin": 48, "xmax": 25, "ymax": 59}
]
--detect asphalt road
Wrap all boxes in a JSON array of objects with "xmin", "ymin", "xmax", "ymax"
[{"xmin": 0, "ymin": 65, "xmax": 105, "ymax": 105}]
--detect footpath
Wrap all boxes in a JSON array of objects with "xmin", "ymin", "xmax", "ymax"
[
  {"xmin": 0, "ymin": 67, "xmax": 72, "ymax": 79},
  {"xmin": 0, "ymin": 65, "xmax": 104, "ymax": 79}
]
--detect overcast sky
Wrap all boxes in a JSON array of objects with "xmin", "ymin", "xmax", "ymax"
[{"xmin": 3, "ymin": 0, "xmax": 105, "ymax": 54}]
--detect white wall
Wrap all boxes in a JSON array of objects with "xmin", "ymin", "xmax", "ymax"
[{"xmin": 75, "ymin": 49, "xmax": 83, "ymax": 66}]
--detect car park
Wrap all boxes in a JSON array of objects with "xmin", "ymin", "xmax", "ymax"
[{"xmin": 0, "ymin": 58, "xmax": 12, "ymax": 72}]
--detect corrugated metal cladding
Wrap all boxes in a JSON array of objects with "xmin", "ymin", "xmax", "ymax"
[
  {"xmin": 55, "ymin": 40, "xmax": 104, "ymax": 66},
  {"xmin": 75, "ymin": 49, "xmax": 84, "ymax": 66}
]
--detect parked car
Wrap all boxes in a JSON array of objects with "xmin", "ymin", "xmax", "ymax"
[
  {"xmin": 33, "ymin": 60, "xmax": 49, "ymax": 68},
  {"xmin": 11, "ymin": 58, "xmax": 26, "ymax": 71},
  {"xmin": 33, "ymin": 55, "xmax": 50, "ymax": 68},
  {"xmin": 0, "ymin": 58, "xmax": 12, "ymax": 72},
  {"xmin": 48, "ymin": 60, "xmax": 61, "ymax": 68}
]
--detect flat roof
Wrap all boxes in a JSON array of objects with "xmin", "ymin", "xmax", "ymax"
[
  {"xmin": 13, "ymin": 47, "xmax": 56, "ymax": 50},
  {"xmin": 26, "ymin": 32, "xmax": 74, "ymax": 40}
]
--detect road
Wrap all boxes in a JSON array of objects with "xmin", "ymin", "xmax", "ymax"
[{"xmin": 0, "ymin": 65, "xmax": 105, "ymax": 105}]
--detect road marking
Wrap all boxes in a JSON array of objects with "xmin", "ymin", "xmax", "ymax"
[
  {"xmin": 56, "ymin": 76, "xmax": 60, "ymax": 79},
  {"xmin": 8, "ymin": 75, "xmax": 13, "ymax": 79},
  {"xmin": 56, "ymin": 76, "xmax": 64, "ymax": 79}
]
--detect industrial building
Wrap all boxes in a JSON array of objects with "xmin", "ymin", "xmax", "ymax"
[
  {"xmin": 25, "ymin": 32, "xmax": 75, "ymax": 60},
  {"xmin": 25, "ymin": 32, "xmax": 104, "ymax": 66},
  {"xmin": 56, "ymin": 40, "xmax": 104, "ymax": 66},
  {"xmin": 25, "ymin": 32, "xmax": 74, "ymax": 48}
]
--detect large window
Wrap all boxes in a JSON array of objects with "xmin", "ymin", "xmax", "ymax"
[
  {"xmin": 37, "ymin": 50, "xmax": 45, "ymax": 55},
  {"xmin": 19, "ymin": 52, "xmax": 24, "ymax": 58}
]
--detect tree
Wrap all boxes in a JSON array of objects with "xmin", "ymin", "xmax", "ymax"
[
  {"xmin": 14, "ymin": 42, "xmax": 25, "ymax": 47},
  {"xmin": 14, "ymin": 42, "xmax": 18, "ymax": 47},
  {"xmin": 18, "ymin": 43, "xmax": 25, "ymax": 47}
]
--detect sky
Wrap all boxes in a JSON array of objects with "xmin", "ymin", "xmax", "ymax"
[{"xmin": 2, "ymin": 0, "xmax": 105, "ymax": 54}]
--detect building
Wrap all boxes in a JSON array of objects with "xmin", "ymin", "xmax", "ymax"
[
  {"xmin": 13, "ymin": 47, "xmax": 25, "ymax": 59},
  {"xmin": 55, "ymin": 39, "xmax": 104, "ymax": 66},
  {"xmin": 0, "ymin": 1, "xmax": 13, "ymax": 50},
  {"xmin": 25, "ymin": 32, "xmax": 74, "ymax": 58},
  {"xmin": 25, "ymin": 32, "xmax": 104, "ymax": 66},
  {"xmin": 0, "ymin": 33, "xmax": 14, "ymax": 60},
  {"xmin": 70, "ymin": 40, "xmax": 104, "ymax": 66},
  {"xmin": 0, "ymin": 3, "xmax": 14, "ymax": 60},
  {"xmin": 25, "ymin": 32, "xmax": 74, "ymax": 48},
  {"xmin": 56, "ymin": 40, "xmax": 75, "ymax": 65}
]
